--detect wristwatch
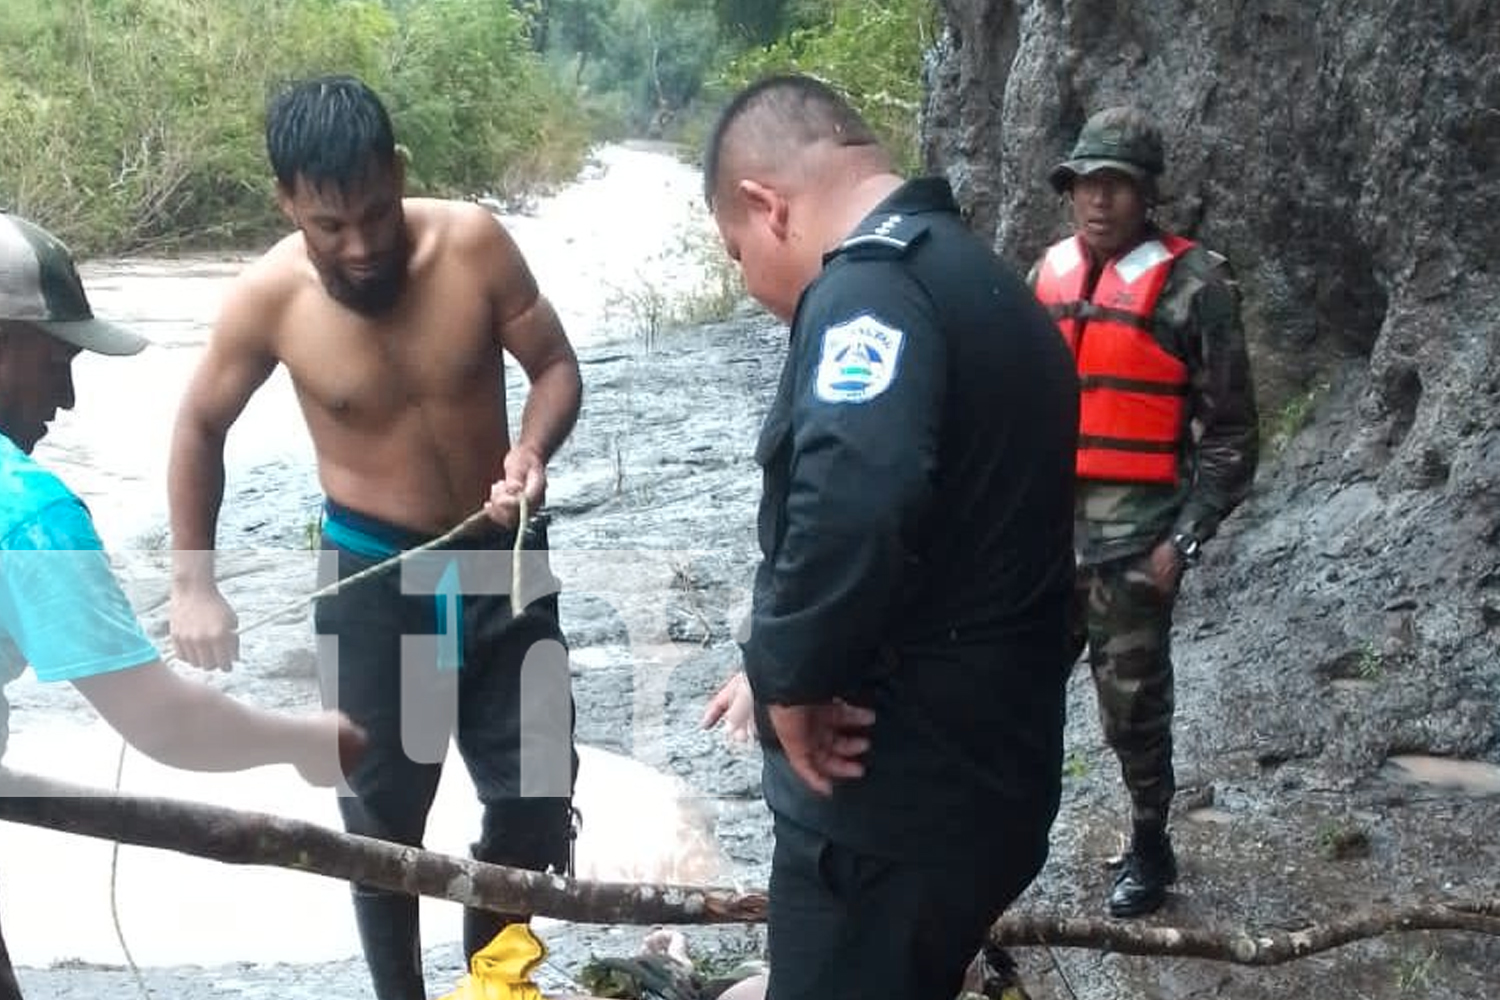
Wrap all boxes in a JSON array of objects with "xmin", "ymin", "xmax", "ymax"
[{"xmin": 1170, "ymin": 531, "xmax": 1202, "ymax": 566}]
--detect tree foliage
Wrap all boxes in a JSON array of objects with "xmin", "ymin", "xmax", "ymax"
[
  {"xmin": 0, "ymin": 0, "xmax": 590, "ymax": 254},
  {"xmin": 716, "ymin": 0, "xmax": 936, "ymax": 172},
  {"xmin": 594, "ymin": 0, "xmax": 721, "ymax": 126},
  {"xmin": 539, "ymin": 0, "xmax": 933, "ymax": 160},
  {"xmin": 389, "ymin": 0, "xmax": 541, "ymax": 194},
  {"xmin": 0, "ymin": 0, "xmax": 935, "ymax": 254}
]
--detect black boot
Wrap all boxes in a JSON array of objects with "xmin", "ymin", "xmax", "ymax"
[
  {"xmin": 464, "ymin": 801, "xmax": 573, "ymax": 964},
  {"xmin": 0, "ymin": 908, "xmax": 24, "ymax": 1000},
  {"xmin": 1107, "ymin": 835, "xmax": 1177, "ymax": 918},
  {"xmin": 352, "ymin": 888, "xmax": 426, "ymax": 1000},
  {"xmin": 463, "ymin": 906, "xmax": 526, "ymax": 966}
]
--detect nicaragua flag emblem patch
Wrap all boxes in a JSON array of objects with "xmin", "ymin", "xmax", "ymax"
[{"xmin": 813, "ymin": 314, "xmax": 905, "ymax": 404}]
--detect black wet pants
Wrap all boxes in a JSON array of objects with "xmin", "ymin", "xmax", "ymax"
[{"xmin": 315, "ymin": 515, "xmax": 576, "ymax": 1000}]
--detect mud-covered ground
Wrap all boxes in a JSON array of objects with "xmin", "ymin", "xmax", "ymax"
[{"xmin": 13, "ymin": 318, "xmax": 1500, "ymax": 999}]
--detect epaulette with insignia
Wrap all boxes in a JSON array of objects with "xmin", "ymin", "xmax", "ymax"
[{"xmin": 829, "ymin": 211, "xmax": 931, "ymax": 261}]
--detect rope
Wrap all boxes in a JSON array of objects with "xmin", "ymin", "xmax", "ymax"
[
  {"xmin": 107, "ymin": 740, "xmax": 141, "ymax": 998},
  {"xmin": 108, "ymin": 498, "xmax": 530, "ymax": 1000}
]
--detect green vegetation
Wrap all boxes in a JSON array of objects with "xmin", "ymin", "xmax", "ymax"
[
  {"xmin": 672, "ymin": 227, "xmax": 745, "ymax": 327},
  {"xmin": 388, "ymin": 0, "xmax": 570, "ymax": 197},
  {"xmin": 1314, "ymin": 818, "xmax": 1371, "ymax": 860},
  {"xmin": 1393, "ymin": 944, "xmax": 1440, "ymax": 994},
  {"xmin": 605, "ymin": 221, "xmax": 745, "ymax": 348},
  {"xmin": 0, "ymin": 0, "xmax": 589, "ymax": 254},
  {"xmin": 714, "ymin": 0, "xmax": 936, "ymax": 172},
  {"xmin": 531, "ymin": 0, "xmax": 934, "ymax": 167},
  {"xmin": 1264, "ymin": 377, "xmax": 1331, "ymax": 455},
  {"xmin": 1357, "ymin": 639, "xmax": 1384, "ymax": 680},
  {"xmin": 0, "ymin": 0, "xmax": 936, "ymax": 254}
]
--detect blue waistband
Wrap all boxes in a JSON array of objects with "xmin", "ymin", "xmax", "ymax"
[
  {"xmin": 320, "ymin": 499, "xmax": 465, "ymax": 670},
  {"xmin": 320, "ymin": 499, "xmax": 438, "ymax": 560}
]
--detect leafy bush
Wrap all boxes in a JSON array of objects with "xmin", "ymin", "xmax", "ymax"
[
  {"xmin": 715, "ymin": 0, "xmax": 936, "ymax": 172},
  {"xmin": 0, "ymin": 0, "xmax": 591, "ymax": 254}
]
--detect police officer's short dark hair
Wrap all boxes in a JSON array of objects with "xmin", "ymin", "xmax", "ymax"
[
  {"xmin": 266, "ymin": 75, "xmax": 397, "ymax": 194},
  {"xmin": 703, "ymin": 74, "xmax": 882, "ymax": 208}
]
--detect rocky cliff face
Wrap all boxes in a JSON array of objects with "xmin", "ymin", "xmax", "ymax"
[{"xmin": 925, "ymin": 2, "xmax": 1500, "ymax": 997}]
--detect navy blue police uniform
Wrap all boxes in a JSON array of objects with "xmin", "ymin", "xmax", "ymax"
[{"xmin": 742, "ymin": 178, "xmax": 1079, "ymax": 1000}]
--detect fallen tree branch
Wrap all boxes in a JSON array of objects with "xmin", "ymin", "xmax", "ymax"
[
  {"xmin": 3, "ymin": 766, "xmax": 1499, "ymax": 968},
  {"xmin": 0, "ymin": 767, "xmax": 766, "ymax": 926},
  {"xmin": 989, "ymin": 905, "xmax": 1500, "ymax": 965}
]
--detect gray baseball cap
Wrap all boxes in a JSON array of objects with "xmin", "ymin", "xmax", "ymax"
[{"xmin": 0, "ymin": 214, "xmax": 146, "ymax": 355}]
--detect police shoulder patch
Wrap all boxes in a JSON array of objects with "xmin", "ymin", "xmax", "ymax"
[{"xmin": 813, "ymin": 313, "xmax": 905, "ymax": 404}]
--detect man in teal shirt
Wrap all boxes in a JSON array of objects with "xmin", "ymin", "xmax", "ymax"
[
  {"xmin": 0, "ymin": 210, "xmax": 365, "ymax": 994},
  {"xmin": 0, "ymin": 210, "xmax": 363, "ymax": 773},
  {"xmin": 0, "ymin": 212, "xmax": 364, "ymax": 995}
]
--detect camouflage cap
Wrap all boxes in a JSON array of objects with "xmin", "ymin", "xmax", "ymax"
[
  {"xmin": 0, "ymin": 213, "xmax": 145, "ymax": 355},
  {"xmin": 1049, "ymin": 107, "xmax": 1165, "ymax": 194}
]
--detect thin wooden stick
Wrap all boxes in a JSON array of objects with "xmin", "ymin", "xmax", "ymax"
[{"xmin": 988, "ymin": 906, "xmax": 1500, "ymax": 965}]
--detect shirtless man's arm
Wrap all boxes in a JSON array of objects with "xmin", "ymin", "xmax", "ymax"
[
  {"xmin": 167, "ymin": 272, "xmax": 280, "ymax": 671},
  {"xmin": 479, "ymin": 217, "xmax": 582, "ymax": 528}
]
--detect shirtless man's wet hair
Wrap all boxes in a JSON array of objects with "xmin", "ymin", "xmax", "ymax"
[{"xmin": 266, "ymin": 75, "xmax": 397, "ymax": 195}]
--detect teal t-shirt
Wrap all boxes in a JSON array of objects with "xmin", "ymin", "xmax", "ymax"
[{"xmin": 0, "ymin": 434, "xmax": 157, "ymax": 753}]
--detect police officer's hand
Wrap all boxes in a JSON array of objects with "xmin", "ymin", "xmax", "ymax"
[
  {"xmin": 170, "ymin": 583, "xmax": 240, "ymax": 672},
  {"xmin": 701, "ymin": 671, "xmax": 757, "ymax": 743},
  {"xmin": 1145, "ymin": 539, "xmax": 1184, "ymax": 597},
  {"xmin": 766, "ymin": 700, "xmax": 876, "ymax": 796}
]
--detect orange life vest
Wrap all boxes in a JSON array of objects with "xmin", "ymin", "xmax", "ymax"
[{"xmin": 1034, "ymin": 234, "xmax": 1194, "ymax": 484}]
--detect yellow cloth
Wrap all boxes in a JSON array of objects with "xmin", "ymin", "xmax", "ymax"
[{"xmin": 438, "ymin": 923, "xmax": 547, "ymax": 1000}]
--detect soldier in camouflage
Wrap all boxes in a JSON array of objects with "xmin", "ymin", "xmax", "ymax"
[{"xmin": 1028, "ymin": 107, "xmax": 1258, "ymax": 917}]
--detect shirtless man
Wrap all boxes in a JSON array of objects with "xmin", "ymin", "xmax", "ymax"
[{"xmin": 166, "ymin": 76, "xmax": 582, "ymax": 1000}]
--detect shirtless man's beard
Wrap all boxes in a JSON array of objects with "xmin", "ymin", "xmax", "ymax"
[{"xmin": 318, "ymin": 232, "xmax": 410, "ymax": 316}]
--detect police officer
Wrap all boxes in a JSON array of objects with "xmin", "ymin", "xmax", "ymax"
[
  {"xmin": 1030, "ymin": 107, "xmax": 1259, "ymax": 917},
  {"xmin": 701, "ymin": 75, "xmax": 1078, "ymax": 999}
]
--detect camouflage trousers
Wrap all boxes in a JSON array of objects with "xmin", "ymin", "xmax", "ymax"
[{"xmin": 1069, "ymin": 554, "xmax": 1179, "ymax": 831}]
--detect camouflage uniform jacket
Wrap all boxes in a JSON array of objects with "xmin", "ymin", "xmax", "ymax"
[{"xmin": 1029, "ymin": 226, "xmax": 1258, "ymax": 566}]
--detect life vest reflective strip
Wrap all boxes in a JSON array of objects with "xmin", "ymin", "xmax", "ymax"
[{"xmin": 1034, "ymin": 234, "xmax": 1194, "ymax": 484}]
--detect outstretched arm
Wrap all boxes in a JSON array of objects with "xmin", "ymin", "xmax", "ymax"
[
  {"xmin": 73, "ymin": 663, "xmax": 364, "ymax": 785},
  {"xmin": 0, "ymin": 501, "xmax": 364, "ymax": 785}
]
